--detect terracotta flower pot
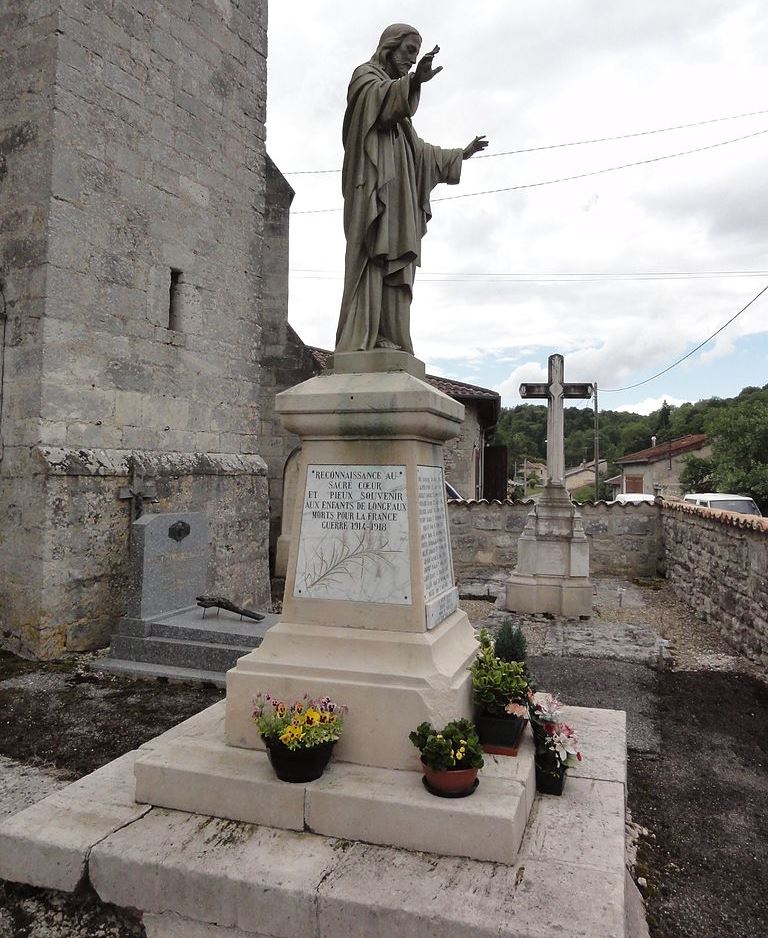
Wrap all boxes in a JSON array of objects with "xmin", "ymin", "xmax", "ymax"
[
  {"xmin": 263, "ymin": 738, "xmax": 335, "ymax": 783},
  {"xmin": 421, "ymin": 761, "xmax": 478, "ymax": 796}
]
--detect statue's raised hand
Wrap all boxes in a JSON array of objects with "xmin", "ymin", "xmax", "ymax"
[
  {"xmin": 414, "ymin": 45, "xmax": 443, "ymax": 84},
  {"xmin": 463, "ymin": 135, "xmax": 489, "ymax": 160}
]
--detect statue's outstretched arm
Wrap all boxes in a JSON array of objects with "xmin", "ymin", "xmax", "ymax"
[{"xmin": 463, "ymin": 135, "xmax": 489, "ymax": 160}]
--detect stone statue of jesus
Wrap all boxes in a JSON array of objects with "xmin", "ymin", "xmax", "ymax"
[{"xmin": 334, "ymin": 24, "xmax": 488, "ymax": 355}]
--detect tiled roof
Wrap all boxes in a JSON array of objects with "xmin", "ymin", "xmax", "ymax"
[
  {"xmin": 616, "ymin": 434, "xmax": 708, "ymax": 465},
  {"xmin": 424, "ymin": 373, "xmax": 500, "ymax": 402},
  {"xmin": 663, "ymin": 499, "xmax": 768, "ymax": 532},
  {"xmin": 309, "ymin": 347, "xmax": 332, "ymax": 368}
]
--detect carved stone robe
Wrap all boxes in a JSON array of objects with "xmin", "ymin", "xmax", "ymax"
[{"xmin": 335, "ymin": 62, "xmax": 463, "ymax": 354}]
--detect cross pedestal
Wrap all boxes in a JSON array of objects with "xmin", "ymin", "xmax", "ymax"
[{"xmin": 505, "ymin": 354, "xmax": 594, "ymax": 617}]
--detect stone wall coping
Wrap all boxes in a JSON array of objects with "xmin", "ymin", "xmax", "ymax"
[
  {"xmin": 33, "ymin": 448, "xmax": 268, "ymax": 478},
  {"xmin": 447, "ymin": 498, "xmax": 657, "ymax": 509},
  {"xmin": 661, "ymin": 499, "xmax": 768, "ymax": 532}
]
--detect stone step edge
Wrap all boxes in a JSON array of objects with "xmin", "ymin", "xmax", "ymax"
[
  {"xmin": 134, "ymin": 733, "xmax": 533, "ymax": 866},
  {"xmin": 92, "ymin": 659, "xmax": 228, "ymax": 686},
  {"xmin": 112, "ymin": 634, "xmax": 255, "ymax": 652}
]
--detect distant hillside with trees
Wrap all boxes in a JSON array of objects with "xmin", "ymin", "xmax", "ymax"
[{"xmin": 492, "ymin": 384, "xmax": 768, "ymax": 509}]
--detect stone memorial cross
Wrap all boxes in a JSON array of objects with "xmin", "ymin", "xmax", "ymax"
[{"xmin": 520, "ymin": 354, "xmax": 593, "ymax": 486}]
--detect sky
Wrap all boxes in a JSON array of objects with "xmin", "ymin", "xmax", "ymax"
[{"xmin": 265, "ymin": 1, "xmax": 768, "ymax": 414}]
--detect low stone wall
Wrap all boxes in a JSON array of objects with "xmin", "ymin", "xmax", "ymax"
[
  {"xmin": 661, "ymin": 502, "xmax": 768, "ymax": 666},
  {"xmin": 448, "ymin": 499, "xmax": 661, "ymax": 579},
  {"xmin": 0, "ymin": 447, "xmax": 270, "ymax": 659}
]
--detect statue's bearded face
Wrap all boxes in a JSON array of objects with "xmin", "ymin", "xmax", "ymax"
[{"xmin": 386, "ymin": 34, "xmax": 421, "ymax": 78}]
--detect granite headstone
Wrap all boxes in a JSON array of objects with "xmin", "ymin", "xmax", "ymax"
[{"xmin": 126, "ymin": 512, "xmax": 208, "ymax": 619}]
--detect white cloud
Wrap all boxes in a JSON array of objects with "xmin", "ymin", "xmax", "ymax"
[
  {"xmin": 496, "ymin": 362, "xmax": 548, "ymax": 403},
  {"xmin": 615, "ymin": 396, "xmax": 688, "ymax": 415},
  {"xmin": 270, "ymin": 2, "xmax": 768, "ymax": 409}
]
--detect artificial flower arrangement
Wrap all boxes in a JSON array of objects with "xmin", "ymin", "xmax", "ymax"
[
  {"xmin": 469, "ymin": 628, "xmax": 530, "ymax": 754},
  {"xmin": 409, "ymin": 718, "xmax": 484, "ymax": 797},
  {"xmin": 252, "ymin": 692, "xmax": 348, "ymax": 783},
  {"xmin": 528, "ymin": 691, "xmax": 583, "ymax": 795}
]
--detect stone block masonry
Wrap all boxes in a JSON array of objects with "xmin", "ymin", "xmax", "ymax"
[
  {"xmin": 449, "ymin": 499, "xmax": 662, "ymax": 579},
  {"xmin": 0, "ymin": 1, "xmax": 273, "ymax": 657},
  {"xmin": 661, "ymin": 502, "xmax": 768, "ymax": 668},
  {"xmin": 0, "ymin": 448, "xmax": 269, "ymax": 660},
  {"xmin": 450, "ymin": 497, "xmax": 768, "ymax": 670}
]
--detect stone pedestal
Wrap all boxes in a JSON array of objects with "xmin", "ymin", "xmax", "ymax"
[
  {"xmin": 225, "ymin": 357, "xmax": 478, "ymax": 771},
  {"xmin": 505, "ymin": 483, "xmax": 592, "ymax": 617}
]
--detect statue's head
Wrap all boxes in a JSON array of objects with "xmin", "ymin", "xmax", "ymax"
[{"xmin": 372, "ymin": 24, "xmax": 422, "ymax": 79}]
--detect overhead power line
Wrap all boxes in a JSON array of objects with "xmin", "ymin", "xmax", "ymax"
[
  {"xmin": 291, "ymin": 127, "xmax": 768, "ymax": 214},
  {"xmin": 282, "ymin": 107, "xmax": 768, "ymax": 175},
  {"xmin": 290, "ymin": 268, "xmax": 768, "ymax": 283},
  {"xmin": 601, "ymin": 282, "xmax": 768, "ymax": 392},
  {"xmin": 433, "ymin": 127, "xmax": 768, "ymax": 204}
]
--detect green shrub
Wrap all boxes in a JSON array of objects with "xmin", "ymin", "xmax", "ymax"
[
  {"xmin": 470, "ymin": 629, "xmax": 528, "ymax": 716},
  {"xmin": 494, "ymin": 619, "xmax": 527, "ymax": 664}
]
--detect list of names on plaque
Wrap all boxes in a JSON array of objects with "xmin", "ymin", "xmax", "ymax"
[
  {"xmin": 294, "ymin": 465, "xmax": 411, "ymax": 604},
  {"xmin": 417, "ymin": 466, "xmax": 455, "ymax": 602}
]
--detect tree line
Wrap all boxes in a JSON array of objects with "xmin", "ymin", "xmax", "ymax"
[{"xmin": 492, "ymin": 383, "xmax": 768, "ymax": 510}]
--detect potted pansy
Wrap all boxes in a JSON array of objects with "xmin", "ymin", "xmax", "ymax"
[
  {"xmin": 528, "ymin": 692, "xmax": 583, "ymax": 795},
  {"xmin": 252, "ymin": 692, "xmax": 347, "ymax": 783},
  {"xmin": 469, "ymin": 629, "xmax": 529, "ymax": 755},
  {"xmin": 409, "ymin": 718, "xmax": 484, "ymax": 797}
]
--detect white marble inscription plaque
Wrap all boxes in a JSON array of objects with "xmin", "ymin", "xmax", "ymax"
[
  {"xmin": 417, "ymin": 466, "xmax": 458, "ymax": 627},
  {"xmin": 425, "ymin": 586, "xmax": 460, "ymax": 630},
  {"xmin": 294, "ymin": 465, "xmax": 411, "ymax": 604}
]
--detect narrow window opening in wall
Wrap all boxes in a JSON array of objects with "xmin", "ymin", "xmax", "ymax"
[
  {"xmin": 0, "ymin": 276, "xmax": 7, "ymax": 462},
  {"xmin": 168, "ymin": 269, "xmax": 183, "ymax": 331}
]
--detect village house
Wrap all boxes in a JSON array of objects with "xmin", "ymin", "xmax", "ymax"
[
  {"xmin": 612, "ymin": 433, "xmax": 711, "ymax": 499},
  {"xmin": 564, "ymin": 458, "xmax": 608, "ymax": 494}
]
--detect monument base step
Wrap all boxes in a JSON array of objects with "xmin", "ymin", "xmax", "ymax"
[
  {"xmin": 134, "ymin": 726, "xmax": 535, "ymax": 865},
  {"xmin": 0, "ymin": 701, "xmax": 637, "ymax": 938}
]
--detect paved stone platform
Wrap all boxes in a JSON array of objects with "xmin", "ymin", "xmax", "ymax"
[{"xmin": 0, "ymin": 701, "xmax": 636, "ymax": 937}]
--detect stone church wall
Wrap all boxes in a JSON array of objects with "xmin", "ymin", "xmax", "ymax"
[
  {"xmin": 0, "ymin": 0, "xmax": 272, "ymax": 658},
  {"xmin": 258, "ymin": 158, "xmax": 319, "ymax": 568},
  {"xmin": 660, "ymin": 502, "xmax": 768, "ymax": 667}
]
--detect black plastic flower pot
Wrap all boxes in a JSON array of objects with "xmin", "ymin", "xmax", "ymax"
[
  {"xmin": 475, "ymin": 712, "xmax": 527, "ymax": 755},
  {"xmin": 534, "ymin": 751, "xmax": 567, "ymax": 795},
  {"xmin": 263, "ymin": 738, "xmax": 335, "ymax": 783}
]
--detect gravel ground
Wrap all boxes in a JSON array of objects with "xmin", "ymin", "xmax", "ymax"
[{"xmin": 0, "ymin": 577, "xmax": 765, "ymax": 937}]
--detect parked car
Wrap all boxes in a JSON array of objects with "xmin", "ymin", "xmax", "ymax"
[
  {"xmin": 610, "ymin": 493, "xmax": 657, "ymax": 505},
  {"xmin": 682, "ymin": 493, "xmax": 762, "ymax": 516}
]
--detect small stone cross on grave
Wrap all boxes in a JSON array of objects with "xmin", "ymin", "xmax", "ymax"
[{"xmin": 520, "ymin": 354, "xmax": 593, "ymax": 486}]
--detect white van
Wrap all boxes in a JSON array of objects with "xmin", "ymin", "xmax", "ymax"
[
  {"xmin": 682, "ymin": 493, "xmax": 762, "ymax": 517},
  {"xmin": 611, "ymin": 493, "xmax": 656, "ymax": 505}
]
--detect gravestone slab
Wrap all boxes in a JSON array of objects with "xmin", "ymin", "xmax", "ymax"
[{"xmin": 126, "ymin": 512, "xmax": 208, "ymax": 620}]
